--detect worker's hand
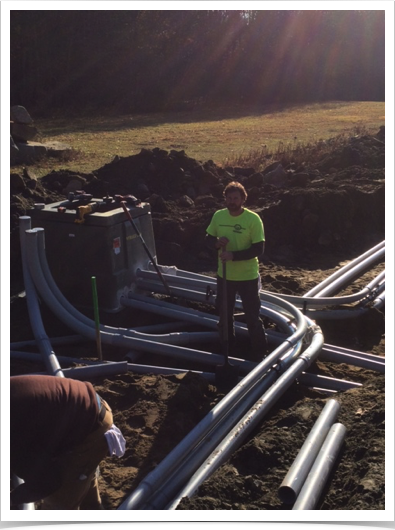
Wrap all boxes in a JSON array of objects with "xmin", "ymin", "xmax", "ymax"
[
  {"xmin": 216, "ymin": 237, "xmax": 229, "ymax": 249},
  {"xmin": 220, "ymin": 250, "xmax": 234, "ymax": 262}
]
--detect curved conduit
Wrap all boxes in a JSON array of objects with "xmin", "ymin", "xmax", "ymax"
[
  {"xmin": 137, "ymin": 266, "xmax": 385, "ymax": 312},
  {"xmin": 19, "ymin": 218, "xmax": 64, "ymax": 378},
  {"xmin": 24, "ymin": 228, "xmax": 257, "ymax": 373},
  {"xmin": 144, "ymin": 241, "xmax": 385, "ymax": 315},
  {"xmin": 21, "ymin": 221, "xmax": 385, "ymax": 380},
  {"xmin": 34, "ymin": 228, "xmax": 219, "ymax": 348},
  {"xmin": 16, "ymin": 218, "xmax": 385, "ymax": 511}
]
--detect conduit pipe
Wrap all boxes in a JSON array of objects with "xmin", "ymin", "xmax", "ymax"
[
  {"xmin": 372, "ymin": 290, "xmax": 385, "ymax": 309},
  {"xmin": 127, "ymin": 290, "xmax": 296, "ymax": 337},
  {"xmin": 298, "ymin": 307, "xmax": 370, "ymax": 321},
  {"xmin": 166, "ymin": 323, "xmax": 324, "ymax": 510},
  {"xmin": 292, "ymin": 423, "xmax": 347, "ymax": 510},
  {"xmin": 278, "ymin": 399, "xmax": 340, "ymax": 504},
  {"xmin": 10, "ymin": 351, "xmax": 129, "ymax": 379},
  {"xmin": 13, "ymin": 350, "xmax": 361, "ymax": 393},
  {"xmin": 323, "ymin": 343, "xmax": 385, "ymax": 363},
  {"xmin": 135, "ymin": 280, "xmax": 378, "ymax": 322},
  {"xmin": 297, "ymin": 373, "xmax": 362, "ymax": 392},
  {"xmin": 304, "ymin": 242, "xmax": 384, "ymax": 298},
  {"xmin": 263, "ymin": 271, "xmax": 385, "ymax": 310},
  {"xmin": 310, "ymin": 247, "xmax": 384, "ymax": 298},
  {"xmin": 118, "ymin": 343, "xmax": 301, "ymax": 510},
  {"xmin": 151, "ymin": 261, "xmax": 386, "ymax": 312},
  {"xmin": 46, "ymin": 361, "xmax": 129, "ymax": 380},
  {"xmin": 25, "ymin": 230, "xmax": 257, "ymax": 372},
  {"xmin": 118, "ymin": 311, "xmax": 308, "ymax": 510},
  {"xmin": 135, "ymin": 275, "xmax": 386, "ymax": 322},
  {"xmin": 142, "ymin": 249, "xmax": 385, "ymax": 321},
  {"xmin": 135, "ymin": 278, "xmax": 294, "ymax": 331},
  {"xmin": 319, "ymin": 349, "xmax": 385, "ymax": 373},
  {"xmin": 135, "ymin": 268, "xmax": 298, "ymax": 324},
  {"xmin": 34, "ymin": 227, "xmax": 218, "ymax": 347},
  {"xmin": 308, "ymin": 388, "xmax": 337, "ymax": 395},
  {"xmin": 138, "ymin": 268, "xmax": 385, "ymax": 311},
  {"xmin": 10, "ymin": 350, "xmax": 218, "ymax": 382},
  {"xmin": 144, "ymin": 346, "xmax": 303, "ymax": 510},
  {"xmin": 19, "ymin": 217, "xmax": 63, "ymax": 378}
]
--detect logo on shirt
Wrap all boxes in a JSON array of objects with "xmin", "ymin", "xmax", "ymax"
[{"xmin": 220, "ymin": 223, "xmax": 245, "ymax": 234}]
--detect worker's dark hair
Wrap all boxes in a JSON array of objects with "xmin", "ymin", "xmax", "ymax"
[{"xmin": 223, "ymin": 181, "xmax": 248, "ymax": 201}]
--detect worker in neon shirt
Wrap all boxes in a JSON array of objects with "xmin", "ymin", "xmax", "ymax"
[{"xmin": 206, "ymin": 181, "xmax": 268, "ymax": 362}]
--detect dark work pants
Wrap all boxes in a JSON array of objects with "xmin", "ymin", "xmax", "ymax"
[{"xmin": 216, "ymin": 276, "xmax": 268, "ymax": 361}]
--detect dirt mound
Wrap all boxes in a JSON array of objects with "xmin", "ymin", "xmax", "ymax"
[
  {"xmin": 10, "ymin": 130, "xmax": 385, "ymax": 282},
  {"xmin": 9, "ymin": 128, "xmax": 386, "ymax": 511}
]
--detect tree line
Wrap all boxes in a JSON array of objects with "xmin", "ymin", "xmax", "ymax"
[{"xmin": 10, "ymin": 10, "xmax": 385, "ymax": 115}]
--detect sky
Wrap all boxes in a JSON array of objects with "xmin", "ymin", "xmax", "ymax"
[{"xmin": 1, "ymin": 0, "xmax": 394, "ymax": 525}]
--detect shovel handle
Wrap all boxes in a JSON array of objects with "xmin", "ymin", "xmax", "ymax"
[
  {"xmin": 120, "ymin": 201, "xmax": 172, "ymax": 296},
  {"xmin": 221, "ymin": 249, "xmax": 229, "ymax": 358}
]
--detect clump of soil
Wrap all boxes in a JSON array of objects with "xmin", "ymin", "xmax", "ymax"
[{"xmin": 10, "ymin": 127, "xmax": 385, "ymax": 511}]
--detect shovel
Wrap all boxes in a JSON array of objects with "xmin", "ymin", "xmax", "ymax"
[
  {"xmin": 215, "ymin": 256, "xmax": 240, "ymax": 390},
  {"xmin": 120, "ymin": 201, "xmax": 172, "ymax": 296}
]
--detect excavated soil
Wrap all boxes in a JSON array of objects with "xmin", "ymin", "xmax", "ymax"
[{"xmin": 9, "ymin": 128, "xmax": 386, "ymax": 511}]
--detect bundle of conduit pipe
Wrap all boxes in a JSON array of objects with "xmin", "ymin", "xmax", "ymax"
[{"xmin": 13, "ymin": 217, "xmax": 385, "ymax": 510}]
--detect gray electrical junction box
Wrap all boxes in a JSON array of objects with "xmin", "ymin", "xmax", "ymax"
[{"xmin": 28, "ymin": 197, "xmax": 156, "ymax": 312}]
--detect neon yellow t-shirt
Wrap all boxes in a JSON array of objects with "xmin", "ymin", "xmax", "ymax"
[{"xmin": 206, "ymin": 208, "xmax": 265, "ymax": 281}]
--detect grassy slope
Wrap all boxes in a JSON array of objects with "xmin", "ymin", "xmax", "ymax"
[{"xmin": 20, "ymin": 101, "xmax": 385, "ymax": 177}]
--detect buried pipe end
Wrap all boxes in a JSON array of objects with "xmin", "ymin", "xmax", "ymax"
[{"xmin": 278, "ymin": 485, "xmax": 297, "ymax": 505}]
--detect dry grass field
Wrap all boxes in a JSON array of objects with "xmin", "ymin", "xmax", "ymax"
[{"xmin": 21, "ymin": 101, "xmax": 385, "ymax": 177}]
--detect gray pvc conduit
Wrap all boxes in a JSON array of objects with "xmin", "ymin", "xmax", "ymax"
[
  {"xmin": 134, "ymin": 278, "xmax": 295, "ymax": 331},
  {"xmin": 10, "ymin": 350, "xmax": 218, "ymax": 382},
  {"xmin": 297, "ymin": 373, "xmax": 362, "ymax": 391},
  {"xmin": 323, "ymin": 343, "xmax": 385, "ymax": 363},
  {"xmin": 12, "ymin": 349, "xmax": 363, "ymax": 393},
  {"xmin": 25, "ymin": 230, "xmax": 257, "ymax": 372},
  {"xmin": 135, "ymin": 274, "xmax": 385, "ymax": 322},
  {"xmin": 136, "ymin": 276, "xmax": 385, "ymax": 322},
  {"xmin": 292, "ymin": 423, "xmax": 347, "ymax": 510},
  {"xmin": 124, "ymin": 295, "xmax": 290, "ymax": 343},
  {"xmin": 304, "ymin": 241, "xmax": 385, "ymax": 297},
  {"xmin": 118, "ymin": 310, "xmax": 308, "ymax": 510},
  {"xmin": 278, "ymin": 399, "xmax": 341, "ymax": 504},
  {"xmin": 118, "ymin": 342, "xmax": 300, "ymax": 511},
  {"xmin": 372, "ymin": 290, "xmax": 385, "ymax": 309},
  {"xmin": 165, "ymin": 323, "xmax": 324, "ymax": 510},
  {"xmin": 141, "ymin": 258, "xmax": 385, "ymax": 318},
  {"xmin": 300, "ymin": 307, "xmax": 370, "ymax": 321},
  {"xmin": 39, "ymin": 361, "xmax": 129, "ymax": 380},
  {"xmin": 135, "ymin": 268, "xmax": 299, "ymax": 325},
  {"xmin": 310, "ymin": 247, "xmax": 384, "ymax": 298},
  {"xmin": 138, "ymin": 267, "xmax": 385, "ymax": 311},
  {"xmin": 267, "ymin": 271, "xmax": 385, "ymax": 310},
  {"xmin": 19, "ymin": 218, "xmax": 64, "ymax": 378},
  {"xmin": 141, "ymin": 250, "xmax": 385, "ymax": 321},
  {"xmin": 144, "ymin": 346, "xmax": 303, "ymax": 511},
  {"xmin": 34, "ymin": 227, "xmax": 218, "ymax": 347},
  {"xmin": 14, "ymin": 217, "xmax": 64, "ymax": 512},
  {"xmin": 319, "ymin": 349, "xmax": 385, "ymax": 373},
  {"xmin": 127, "ymin": 289, "xmax": 296, "ymax": 337}
]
